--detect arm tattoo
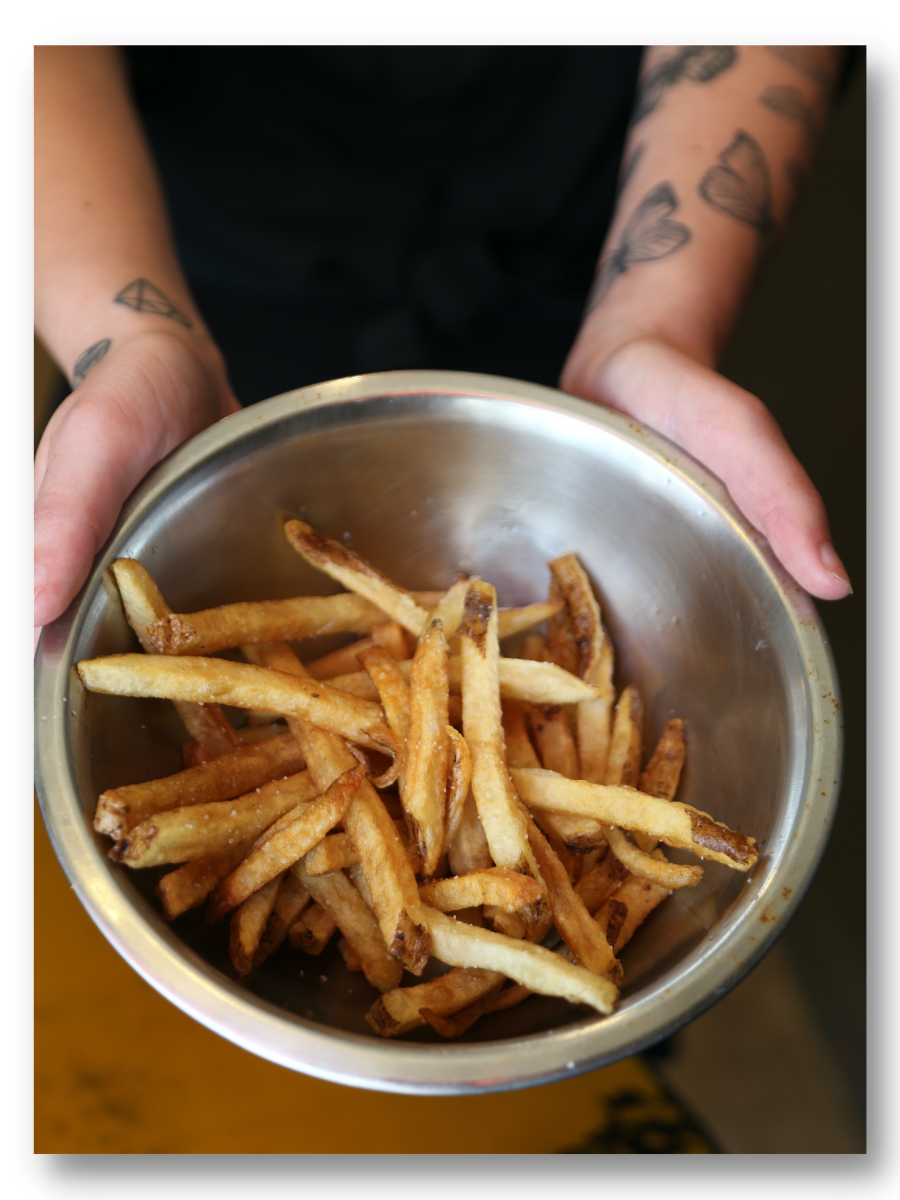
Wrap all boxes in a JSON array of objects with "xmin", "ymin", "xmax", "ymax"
[
  {"xmin": 698, "ymin": 131, "xmax": 775, "ymax": 237},
  {"xmin": 765, "ymin": 46, "xmax": 834, "ymax": 91},
  {"xmin": 759, "ymin": 84, "xmax": 818, "ymax": 144},
  {"xmin": 114, "ymin": 279, "xmax": 192, "ymax": 328},
  {"xmin": 586, "ymin": 182, "xmax": 691, "ymax": 313},
  {"xmin": 633, "ymin": 46, "xmax": 737, "ymax": 124},
  {"xmin": 72, "ymin": 338, "xmax": 112, "ymax": 386},
  {"xmin": 615, "ymin": 141, "xmax": 646, "ymax": 201}
]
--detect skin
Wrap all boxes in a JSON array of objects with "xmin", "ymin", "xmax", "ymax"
[{"xmin": 34, "ymin": 45, "xmax": 851, "ymax": 651}]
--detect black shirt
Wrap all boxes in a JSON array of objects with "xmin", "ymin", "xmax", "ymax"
[{"xmin": 125, "ymin": 47, "xmax": 643, "ymax": 403}]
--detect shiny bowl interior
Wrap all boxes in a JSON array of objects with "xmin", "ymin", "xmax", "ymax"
[{"xmin": 34, "ymin": 370, "xmax": 842, "ymax": 1094}]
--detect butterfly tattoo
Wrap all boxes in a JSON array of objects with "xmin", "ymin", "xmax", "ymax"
[
  {"xmin": 698, "ymin": 131, "xmax": 775, "ymax": 237},
  {"xmin": 633, "ymin": 46, "xmax": 737, "ymax": 124},
  {"xmin": 586, "ymin": 182, "xmax": 692, "ymax": 313}
]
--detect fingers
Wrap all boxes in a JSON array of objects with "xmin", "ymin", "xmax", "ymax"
[
  {"xmin": 34, "ymin": 331, "xmax": 231, "ymax": 631},
  {"xmin": 564, "ymin": 337, "xmax": 851, "ymax": 602}
]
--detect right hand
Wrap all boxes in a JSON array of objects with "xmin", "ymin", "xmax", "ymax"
[{"xmin": 34, "ymin": 327, "xmax": 241, "ymax": 648}]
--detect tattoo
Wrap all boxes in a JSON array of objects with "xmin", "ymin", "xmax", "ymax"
[
  {"xmin": 698, "ymin": 131, "xmax": 775, "ymax": 237},
  {"xmin": 759, "ymin": 84, "xmax": 818, "ymax": 144},
  {"xmin": 615, "ymin": 142, "xmax": 646, "ymax": 200},
  {"xmin": 586, "ymin": 182, "xmax": 691, "ymax": 313},
  {"xmin": 72, "ymin": 338, "xmax": 112, "ymax": 386},
  {"xmin": 114, "ymin": 279, "xmax": 192, "ymax": 327},
  {"xmin": 633, "ymin": 46, "xmax": 737, "ymax": 124},
  {"xmin": 765, "ymin": 46, "xmax": 833, "ymax": 91}
]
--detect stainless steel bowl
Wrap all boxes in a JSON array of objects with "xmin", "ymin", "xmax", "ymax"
[{"xmin": 34, "ymin": 370, "xmax": 842, "ymax": 1094}]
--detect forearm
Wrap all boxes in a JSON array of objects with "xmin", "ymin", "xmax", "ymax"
[
  {"xmin": 564, "ymin": 44, "xmax": 841, "ymax": 375},
  {"xmin": 35, "ymin": 45, "xmax": 214, "ymax": 384}
]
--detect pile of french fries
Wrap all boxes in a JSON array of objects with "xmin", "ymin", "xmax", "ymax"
[{"xmin": 77, "ymin": 519, "xmax": 758, "ymax": 1040}]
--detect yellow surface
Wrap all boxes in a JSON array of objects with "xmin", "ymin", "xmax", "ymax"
[{"xmin": 34, "ymin": 802, "xmax": 711, "ymax": 1154}]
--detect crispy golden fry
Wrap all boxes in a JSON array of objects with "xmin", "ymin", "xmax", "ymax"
[
  {"xmin": 634, "ymin": 719, "xmax": 687, "ymax": 851},
  {"xmin": 602, "ymin": 898, "xmax": 629, "ymax": 949},
  {"xmin": 424, "ymin": 907, "xmax": 618, "ymax": 1014},
  {"xmin": 523, "ymin": 701, "xmax": 608, "ymax": 855},
  {"xmin": 238, "ymin": 722, "xmax": 287, "ymax": 744},
  {"xmin": 543, "ymin": 577, "xmax": 580, "ymax": 675},
  {"xmin": 447, "ymin": 790, "xmax": 494, "ymax": 877},
  {"xmin": 412, "ymin": 590, "xmax": 446, "ymax": 609},
  {"xmin": 288, "ymin": 901, "xmax": 337, "ymax": 955},
  {"xmin": 403, "ymin": 619, "xmax": 451, "ymax": 876},
  {"xmin": 338, "ymin": 937, "xmax": 364, "ymax": 972},
  {"xmin": 284, "ymin": 519, "xmax": 431, "ymax": 636},
  {"xmin": 460, "ymin": 580, "xmax": 535, "ymax": 877},
  {"xmin": 110, "ymin": 558, "xmax": 241, "ymax": 756},
  {"xmin": 145, "ymin": 592, "xmax": 387, "ymax": 656},
  {"xmin": 111, "ymin": 769, "xmax": 319, "ymax": 869},
  {"xmin": 574, "ymin": 852, "xmax": 628, "ymax": 914},
  {"xmin": 230, "ymin": 874, "xmax": 282, "ymax": 977},
  {"xmin": 77, "ymin": 654, "xmax": 401, "ymax": 765},
  {"xmin": 419, "ymin": 979, "xmax": 507, "ymax": 1038},
  {"xmin": 606, "ymin": 684, "xmax": 644, "ymax": 787},
  {"xmin": 443, "ymin": 727, "xmax": 472, "ymax": 855},
  {"xmin": 304, "ymin": 821, "xmax": 415, "ymax": 876},
  {"xmin": 357, "ymin": 646, "xmax": 411, "ymax": 790},
  {"xmin": 94, "ymin": 732, "xmax": 305, "ymax": 840},
  {"xmin": 156, "ymin": 841, "xmax": 252, "ymax": 920},
  {"xmin": 253, "ymin": 872, "xmax": 311, "ymax": 968},
  {"xmin": 366, "ymin": 968, "xmax": 505, "ymax": 1038},
  {"xmin": 292, "ymin": 861, "xmax": 403, "ymax": 992},
  {"xmin": 594, "ymin": 862, "xmax": 671, "ymax": 953},
  {"xmin": 497, "ymin": 600, "xmax": 566, "ymax": 641},
  {"xmin": 305, "ymin": 621, "xmax": 413, "ymax": 680},
  {"xmin": 484, "ymin": 907, "xmax": 527, "ymax": 938},
  {"xmin": 511, "ymin": 768, "xmax": 759, "ymax": 870},
  {"xmin": 521, "ymin": 807, "xmax": 622, "ymax": 983},
  {"xmin": 428, "ymin": 577, "xmax": 471, "ymax": 642},
  {"xmin": 502, "ymin": 701, "xmax": 540, "ymax": 769},
  {"xmin": 419, "ymin": 868, "xmax": 544, "ymax": 914},
  {"xmin": 247, "ymin": 642, "xmax": 431, "ymax": 974},
  {"xmin": 207, "ymin": 766, "xmax": 366, "ymax": 922},
  {"xmin": 606, "ymin": 825, "xmax": 703, "ymax": 888}
]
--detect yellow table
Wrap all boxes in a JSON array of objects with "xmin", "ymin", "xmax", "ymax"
[{"xmin": 34, "ymin": 802, "xmax": 713, "ymax": 1154}]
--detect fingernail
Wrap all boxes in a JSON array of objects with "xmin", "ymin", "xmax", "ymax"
[
  {"xmin": 34, "ymin": 562, "xmax": 49, "ymax": 600},
  {"xmin": 820, "ymin": 543, "xmax": 853, "ymax": 594}
]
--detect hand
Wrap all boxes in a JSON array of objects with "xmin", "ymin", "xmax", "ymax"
[
  {"xmin": 560, "ymin": 333, "xmax": 851, "ymax": 602},
  {"xmin": 34, "ymin": 327, "xmax": 241, "ymax": 648}
]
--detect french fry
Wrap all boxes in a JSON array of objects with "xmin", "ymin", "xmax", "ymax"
[
  {"xmin": 460, "ymin": 580, "xmax": 535, "ymax": 877},
  {"xmin": 252, "ymin": 872, "xmax": 311, "ymax": 968},
  {"xmin": 337, "ymin": 937, "xmax": 364, "ymax": 972},
  {"xmin": 238, "ymin": 722, "xmax": 287, "ymax": 744},
  {"xmin": 156, "ymin": 841, "xmax": 252, "ymax": 920},
  {"xmin": 634, "ymin": 718, "xmax": 687, "ymax": 851},
  {"xmin": 292, "ymin": 860, "xmax": 403, "ymax": 993},
  {"xmin": 419, "ymin": 868, "xmax": 544, "ymax": 914},
  {"xmin": 77, "ymin": 654, "xmax": 402, "ymax": 767},
  {"xmin": 594, "ymin": 862, "xmax": 671, "ymax": 954},
  {"xmin": 484, "ymin": 907, "xmax": 528, "ymax": 939},
  {"xmin": 246, "ymin": 642, "xmax": 431, "ymax": 974},
  {"xmin": 403, "ymin": 619, "xmax": 451, "ymax": 876},
  {"xmin": 288, "ymin": 901, "xmax": 337, "ymax": 955},
  {"xmin": 303, "ymin": 821, "xmax": 415, "ymax": 876},
  {"xmin": 601, "ymin": 898, "xmax": 630, "ymax": 949},
  {"xmin": 305, "ymin": 621, "xmax": 413, "ymax": 680},
  {"xmin": 428, "ymin": 576, "xmax": 471, "ymax": 642},
  {"xmin": 510, "ymin": 768, "xmax": 759, "ymax": 870},
  {"xmin": 424, "ymin": 907, "xmax": 618, "ymax": 1014},
  {"xmin": 606, "ymin": 685, "xmax": 644, "ymax": 787},
  {"xmin": 366, "ymin": 967, "xmax": 506, "ymax": 1038},
  {"xmin": 111, "ymin": 769, "xmax": 319, "ymax": 868},
  {"xmin": 357, "ymin": 646, "xmax": 410, "ymax": 794},
  {"xmin": 443, "ymin": 727, "xmax": 472, "ymax": 855},
  {"xmin": 605, "ymin": 825, "xmax": 703, "ymax": 888},
  {"xmin": 207, "ymin": 766, "xmax": 367, "ymax": 922},
  {"xmin": 419, "ymin": 980, "xmax": 507, "ymax": 1037},
  {"xmin": 93, "ymin": 731, "xmax": 305, "ymax": 840},
  {"xmin": 110, "ymin": 558, "xmax": 241, "ymax": 757},
  {"xmin": 447, "ymin": 790, "xmax": 494, "ymax": 876},
  {"xmin": 496, "ymin": 600, "xmax": 566, "ymax": 641},
  {"xmin": 574, "ymin": 852, "xmax": 628, "ymax": 914},
  {"xmin": 284, "ymin": 519, "xmax": 431, "ymax": 636},
  {"xmin": 230, "ymin": 874, "xmax": 283, "ymax": 978},
  {"xmin": 543, "ymin": 577, "xmax": 580, "ymax": 675},
  {"xmin": 520, "ymin": 807, "xmax": 623, "ymax": 984},
  {"xmin": 501, "ymin": 701, "xmax": 540, "ymax": 770}
]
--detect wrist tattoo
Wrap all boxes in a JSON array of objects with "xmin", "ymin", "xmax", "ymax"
[
  {"xmin": 114, "ymin": 279, "xmax": 192, "ymax": 328},
  {"xmin": 633, "ymin": 46, "xmax": 737, "ymax": 124},
  {"xmin": 698, "ymin": 131, "xmax": 775, "ymax": 237},
  {"xmin": 586, "ymin": 182, "xmax": 691, "ymax": 313},
  {"xmin": 764, "ymin": 46, "xmax": 834, "ymax": 92},
  {"xmin": 759, "ymin": 84, "xmax": 818, "ymax": 146},
  {"xmin": 72, "ymin": 338, "xmax": 112, "ymax": 386}
]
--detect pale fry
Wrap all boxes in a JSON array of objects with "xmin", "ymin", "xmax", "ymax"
[
  {"xmin": 304, "ymin": 822, "xmax": 416, "ymax": 877},
  {"xmin": 635, "ymin": 718, "xmax": 686, "ymax": 851},
  {"xmin": 77, "ymin": 654, "xmax": 401, "ymax": 762},
  {"xmin": 424, "ymin": 907, "xmax": 618, "ymax": 1014},
  {"xmin": 230, "ymin": 874, "xmax": 282, "ymax": 978},
  {"xmin": 496, "ymin": 600, "xmax": 566, "ymax": 641},
  {"xmin": 305, "ymin": 621, "xmax": 412, "ymax": 680},
  {"xmin": 520, "ymin": 807, "xmax": 622, "ymax": 983},
  {"xmin": 111, "ymin": 769, "xmax": 319, "ymax": 869},
  {"xmin": 511, "ymin": 768, "xmax": 759, "ymax": 870},
  {"xmin": 288, "ymin": 901, "xmax": 337, "ymax": 955},
  {"xmin": 156, "ymin": 841, "xmax": 251, "ymax": 920},
  {"xmin": 94, "ymin": 731, "xmax": 305, "ymax": 840},
  {"xmin": 253, "ymin": 872, "xmax": 311, "ymax": 968},
  {"xmin": 284, "ymin": 519, "xmax": 431, "ymax": 636},
  {"xmin": 460, "ymin": 580, "xmax": 535, "ymax": 877},
  {"xmin": 524, "ymin": 702, "xmax": 608, "ymax": 854},
  {"xmin": 606, "ymin": 684, "xmax": 644, "ymax": 787},
  {"xmin": 419, "ymin": 868, "xmax": 544, "ymax": 914},
  {"xmin": 403, "ymin": 619, "xmax": 451, "ymax": 875},
  {"xmin": 606, "ymin": 825, "xmax": 703, "ymax": 888},
  {"xmin": 293, "ymin": 860, "xmax": 403, "ymax": 993},
  {"xmin": 443, "ymin": 726, "xmax": 472, "ymax": 855},
  {"xmin": 447, "ymin": 790, "xmax": 494, "ymax": 877},
  {"xmin": 207, "ymin": 766, "xmax": 366, "ymax": 922},
  {"xmin": 366, "ymin": 968, "xmax": 504, "ymax": 1038},
  {"xmin": 427, "ymin": 576, "xmax": 471, "ymax": 642},
  {"xmin": 501, "ymin": 701, "xmax": 541, "ymax": 769}
]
